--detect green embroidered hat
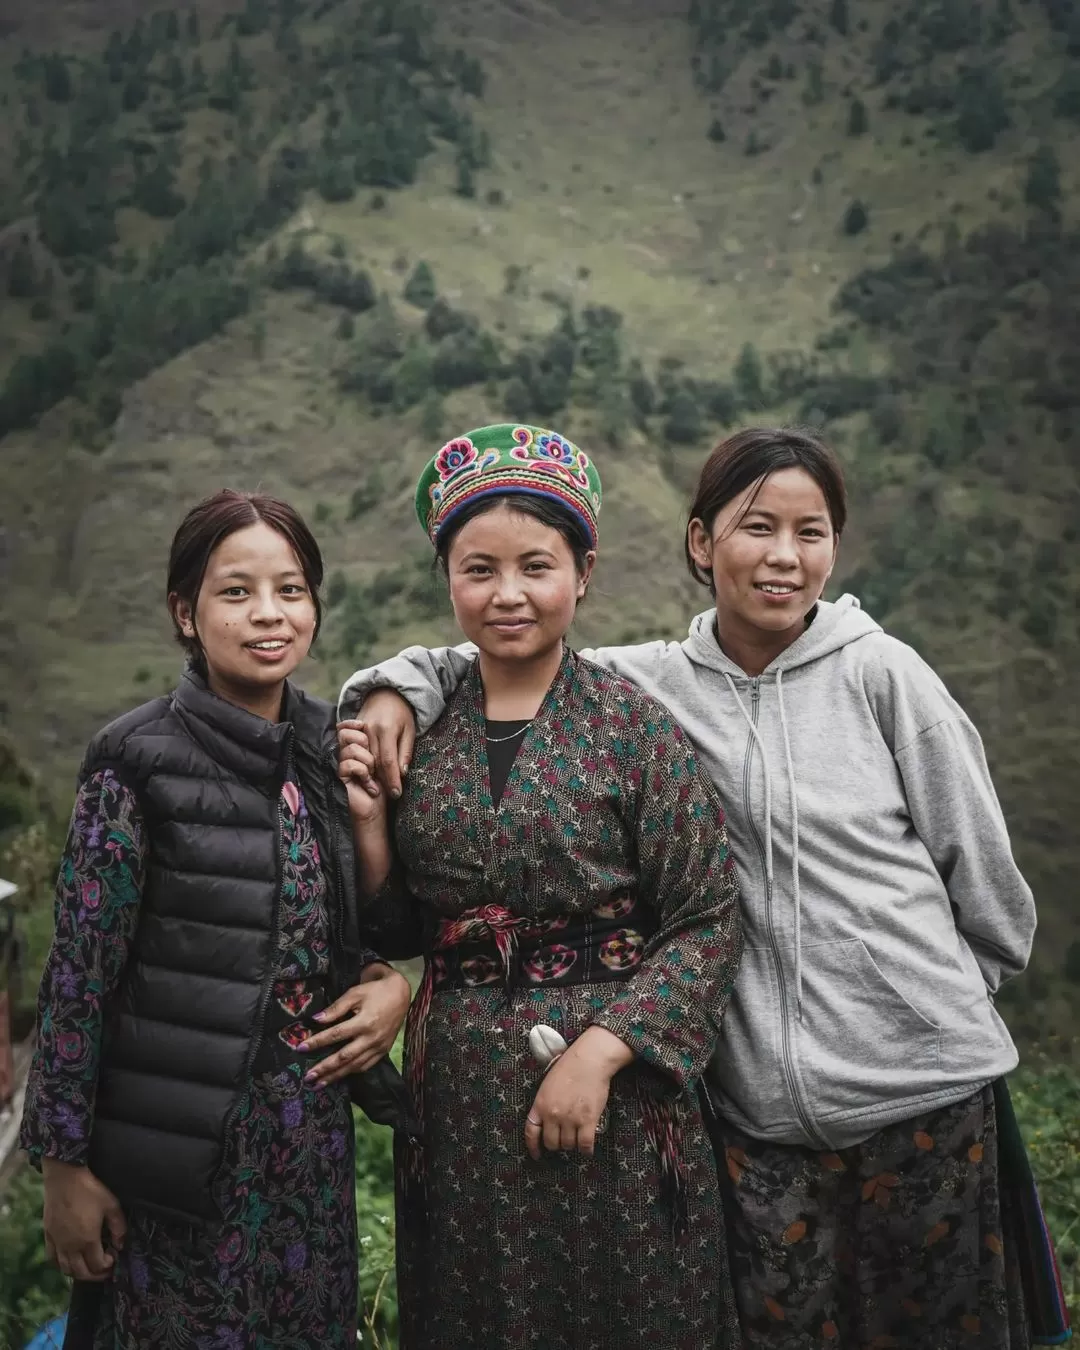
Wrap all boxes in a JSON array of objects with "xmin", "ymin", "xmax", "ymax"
[{"xmin": 414, "ymin": 423, "xmax": 603, "ymax": 547}]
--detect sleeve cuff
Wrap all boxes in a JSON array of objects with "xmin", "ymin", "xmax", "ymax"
[{"xmin": 590, "ymin": 997, "xmax": 714, "ymax": 1091}]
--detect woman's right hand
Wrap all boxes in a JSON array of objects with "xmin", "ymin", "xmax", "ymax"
[
  {"xmin": 42, "ymin": 1159, "xmax": 126, "ymax": 1282},
  {"xmin": 337, "ymin": 721, "xmax": 387, "ymax": 827},
  {"xmin": 356, "ymin": 691, "xmax": 417, "ymax": 799}
]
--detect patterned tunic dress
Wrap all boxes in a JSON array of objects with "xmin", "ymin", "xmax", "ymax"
[
  {"xmin": 20, "ymin": 768, "xmax": 361, "ymax": 1349},
  {"xmin": 378, "ymin": 651, "xmax": 745, "ymax": 1350}
]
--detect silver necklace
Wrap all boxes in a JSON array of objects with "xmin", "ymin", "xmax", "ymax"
[{"xmin": 485, "ymin": 720, "xmax": 533, "ymax": 744}]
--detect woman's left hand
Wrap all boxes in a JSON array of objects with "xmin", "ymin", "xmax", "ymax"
[
  {"xmin": 524, "ymin": 1026, "xmax": 634, "ymax": 1159},
  {"xmin": 300, "ymin": 965, "xmax": 411, "ymax": 1086}
]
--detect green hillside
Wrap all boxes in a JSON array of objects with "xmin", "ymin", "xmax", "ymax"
[{"xmin": 1, "ymin": 0, "xmax": 1078, "ymax": 1046}]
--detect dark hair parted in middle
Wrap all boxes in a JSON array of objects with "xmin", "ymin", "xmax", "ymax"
[
  {"xmin": 685, "ymin": 426, "xmax": 848, "ymax": 589},
  {"xmin": 435, "ymin": 493, "xmax": 595, "ymax": 577},
  {"xmin": 166, "ymin": 489, "xmax": 324, "ymax": 673}
]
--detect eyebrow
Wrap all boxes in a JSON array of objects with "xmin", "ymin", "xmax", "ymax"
[
  {"xmin": 216, "ymin": 569, "xmax": 305, "ymax": 582},
  {"xmin": 458, "ymin": 548, "xmax": 558, "ymax": 563},
  {"xmin": 741, "ymin": 508, "xmax": 830, "ymax": 524}
]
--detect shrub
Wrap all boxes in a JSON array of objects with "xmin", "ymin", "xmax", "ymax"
[
  {"xmin": 664, "ymin": 387, "xmax": 704, "ymax": 444},
  {"xmin": 393, "ymin": 339, "xmax": 436, "ymax": 410},
  {"xmin": 431, "ymin": 329, "xmax": 500, "ymax": 391},
  {"xmin": 842, "ymin": 198, "xmax": 870, "ymax": 235},
  {"xmin": 424, "ymin": 298, "xmax": 474, "ymax": 342}
]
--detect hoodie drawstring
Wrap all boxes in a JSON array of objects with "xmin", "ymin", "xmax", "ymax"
[
  {"xmin": 776, "ymin": 670, "xmax": 804, "ymax": 1020},
  {"xmin": 723, "ymin": 670, "xmax": 804, "ymax": 1021}
]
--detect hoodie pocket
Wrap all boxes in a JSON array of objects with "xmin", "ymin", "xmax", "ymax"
[{"xmin": 795, "ymin": 938, "xmax": 941, "ymax": 1120}]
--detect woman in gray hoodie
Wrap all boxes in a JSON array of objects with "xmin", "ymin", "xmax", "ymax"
[{"xmin": 337, "ymin": 426, "xmax": 1066, "ymax": 1349}]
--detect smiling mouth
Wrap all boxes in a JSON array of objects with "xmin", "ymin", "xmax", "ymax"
[
  {"xmin": 245, "ymin": 639, "xmax": 291, "ymax": 650},
  {"xmin": 754, "ymin": 583, "xmax": 801, "ymax": 596},
  {"xmin": 487, "ymin": 618, "xmax": 535, "ymax": 629}
]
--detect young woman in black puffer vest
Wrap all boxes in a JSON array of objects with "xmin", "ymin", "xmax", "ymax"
[{"xmin": 20, "ymin": 489, "xmax": 414, "ymax": 1350}]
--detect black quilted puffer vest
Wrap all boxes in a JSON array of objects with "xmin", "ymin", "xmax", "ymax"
[{"xmin": 80, "ymin": 669, "xmax": 413, "ymax": 1224}]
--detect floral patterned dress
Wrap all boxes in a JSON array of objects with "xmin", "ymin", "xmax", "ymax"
[
  {"xmin": 20, "ymin": 768, "xmax": 360, "ymax": 1349},
  {"xmin": 377, "ymin": 651, "xmax": 745, "ymax": 1350}
]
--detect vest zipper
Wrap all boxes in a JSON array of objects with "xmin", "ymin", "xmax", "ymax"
[
  {"xmin": 741, "ymin": 677, "xmax": 823, "ymax": 1147},
  {"xmin": 325, "ymin": 745, "xmax": 355, "ymax": 988},
  {"xmin": 212, "ymin": 727, "xmax": 294, "ymax": 1201}
]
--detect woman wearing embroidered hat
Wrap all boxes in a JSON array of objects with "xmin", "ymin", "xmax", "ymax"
[{"xmin": 336, "ymin": 423, "xmax": 744, "ymax": 1349}]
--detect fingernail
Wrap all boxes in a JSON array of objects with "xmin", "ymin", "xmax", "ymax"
[
  {"xmin": 313, "ymin": 1011, "xmax": 327, "ymax": 1021},
  {"xmin": 304, "ymin": 1070, "xmax": 319, "ymax": 1084},
  {"xmin": 401, "ymin": 763, "xmax": 410, "ymax": 775},
  {"xmin": 391, "ymin": 788, "xmax": 401, "ymax": 799}
]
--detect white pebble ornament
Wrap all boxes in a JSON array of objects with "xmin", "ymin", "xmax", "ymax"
[{"xmin": 528, "ymin": 1024, "xmax": 568, "ymax": 1071}]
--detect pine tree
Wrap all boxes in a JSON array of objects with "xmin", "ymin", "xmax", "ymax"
[
  {"xmin": 419, "ymin": 391, "xmax": 445, "ymax": 441},
  {"xmin": 104, "ymin": 30, "xmax": 125, "ymax": 83},
  {"xmin": 71, "ymin": 265, "xmax": 98, "ymax": 312},
  {"xmin": 734, "ymin": 342, "xmax": 765, "ymax": 406},
  {"xmin": 847, "ymin": 97, "xmax": 868, "ymax": 136},
  {"xmin": 122, "ymin": 70, "xmax": 149, "ymax": 111},
  {"xmin": 455, "ymin": 154, "xmax": 476, "ymax": 199},
  {"xmin": 955, "ymin": 68, "xmax": 1009, "ymax": 152},
  {"xmin": 829, "ymin": 0, "xmax": 849, "ymax": 35},
  {"xmin": 1025, "ymin": 144, "xmax": 1062, "ymax": 220},
  {"xmin": 125, "ymin": 17, "xmax": 146, "ymax": 65},
  {"xmin": 317, "ymin": 155, "xmax": 356, "ymax": 203},
  {"xmin": 164, "ymin": 53, "xmax": 186, "ymax": 96},
  {"xmin": 627, "ymin": 359, "xmax": 655, "ymax": 423},
  {"xmin": 6, "ymin": 238, "xmax": 38, "ymax": 299},
  {"xmin": 403, "ymin": 260, "xmax": 437, "ymax": 309},
  {"xmin": 803, "ymin": 60, "xmax": 825, "ymax": 106},
  {"xmin": 43, "ymin": 54, "xmax": 73, "ymax": 103},
  {"xmin": 132, "ymin": 157, "xmax": 186, "ymax": 218}
]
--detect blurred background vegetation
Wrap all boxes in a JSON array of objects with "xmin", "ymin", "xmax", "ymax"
[{"xmin": 0, "ymin": 0, "xmax": 1077, "ymax": 1341}]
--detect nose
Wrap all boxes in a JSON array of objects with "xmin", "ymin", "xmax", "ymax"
[
  {"xmin": 765, "ymin": 529, "xmax": 799, "ymax": 569},
  {"xmin": 491, "ymin": 570, "xmax": 527, "ymax": 607},
  {"xmin": 251, "ymin": 584, "xmax": 286, "ymax": 623}
]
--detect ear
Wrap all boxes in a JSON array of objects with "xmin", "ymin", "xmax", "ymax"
[
  {"xmin": 823, "ymin": 532, "xmax": 840, "ymax": 586},
  {"xmin": 687, "ymin": 518, "xmax": 712, "ymax": 573},
  {"xmin": 170, "ymin": 593, "xmax": 196, "ymax": 638},
  {"xmin": 576, "ymin": 551, "xmax": 598, "ymax": 600}
]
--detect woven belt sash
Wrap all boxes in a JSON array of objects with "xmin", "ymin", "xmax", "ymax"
[{"xmin": 402, "ymin": 897, "xmax": 689, "ymax": 1229}]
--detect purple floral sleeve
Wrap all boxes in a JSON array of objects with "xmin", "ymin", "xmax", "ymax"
[{"xmin": 20, "ymin": 768, "xmax": 146, "ymax": 1165}]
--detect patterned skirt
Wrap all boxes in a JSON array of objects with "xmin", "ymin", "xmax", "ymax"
[
  {"xmin": 714, "ymin": 1084, "xmax": 1036, "ymax": 1349},
  {"xmin": 65, "ymin": 1065, "xmax": 358, "ymax": 1350}
]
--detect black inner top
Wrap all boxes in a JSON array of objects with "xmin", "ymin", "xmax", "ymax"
[{"xmin": 484, "ymin": 719, "xmax": 531, "ymax": 804}]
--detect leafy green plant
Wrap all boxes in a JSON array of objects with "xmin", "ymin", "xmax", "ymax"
[{"xmin": 1011, "ymin": 1058, "xmax": 1080, "ymax": 1320}]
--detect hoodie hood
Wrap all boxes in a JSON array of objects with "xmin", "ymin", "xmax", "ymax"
[{"xmin": 686, "ymin": 593, "xmax": 882, "ymax": 678}]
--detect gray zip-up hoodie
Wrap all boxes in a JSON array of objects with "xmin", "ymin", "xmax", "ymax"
[{"xmin": 339, "ymin": 595, "xmax": 1035, "ymax": 1149}]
